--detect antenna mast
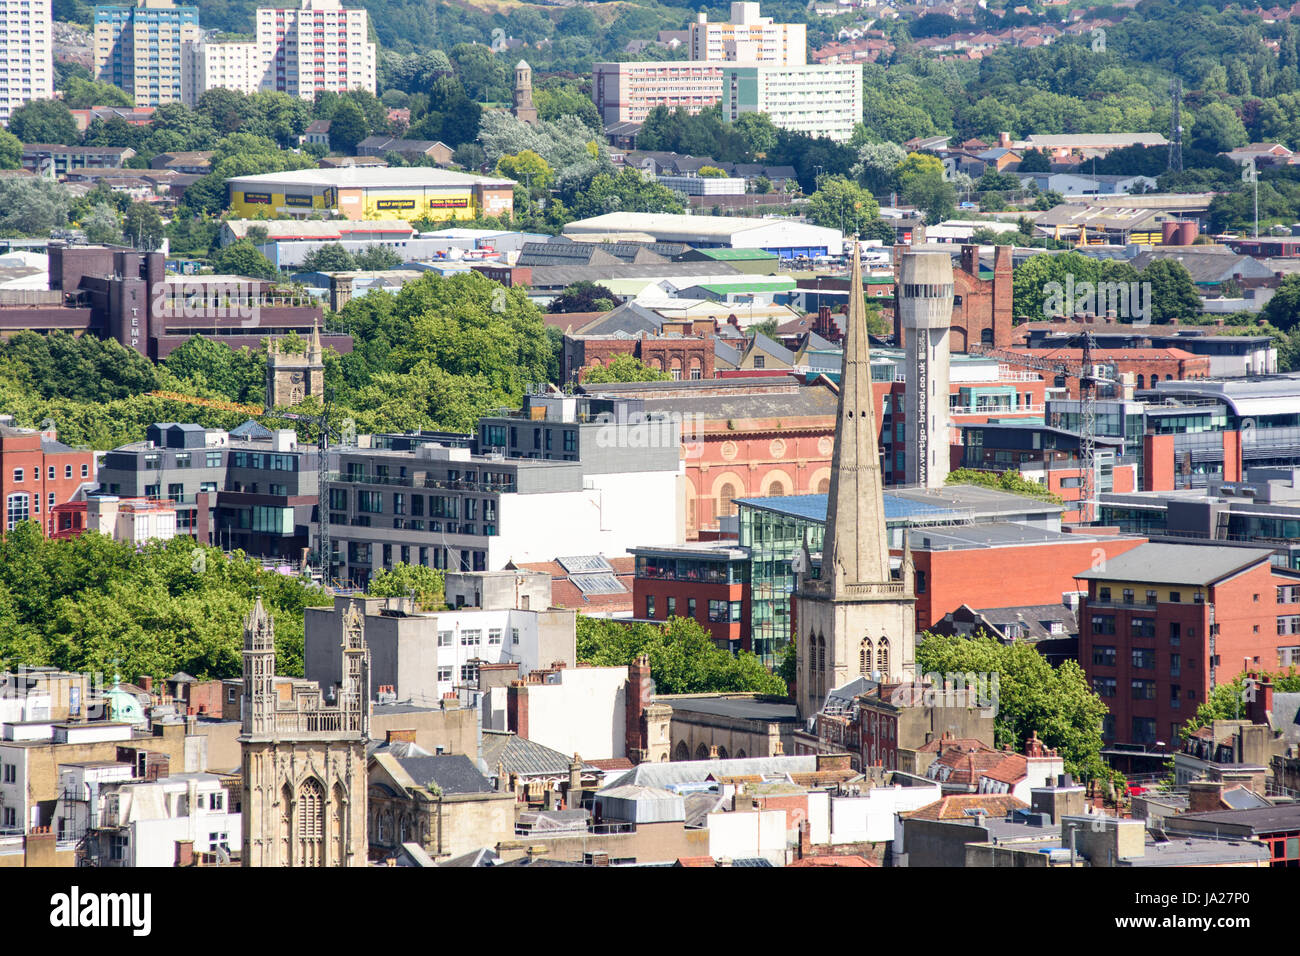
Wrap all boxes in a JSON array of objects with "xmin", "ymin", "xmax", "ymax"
[{"xmin": 1168, "ymin": 78, "xmax": 1183, "ymax": 173}]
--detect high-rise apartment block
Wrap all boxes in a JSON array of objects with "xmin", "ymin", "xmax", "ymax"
[
  {"xmin": 256, "ymin": 0, "xmax": 375, "ymax": 100},
  {"xmin": 94, "ymin": 0, "xmax": 199, "ymax": 107},
  {"xmin": 0, "ymin": 0, "xmax": 53, "ymax": 125},
  {"xmin": 690, "ymin": 2, "xmax": 805, "ymax": 65},
  {"xmin": 181, "ymin": 38, "xmax": 261, "ymax": 105},
  {"xmin": 593, "ymin": 3, "xmax": 861, "ymax": 143}
]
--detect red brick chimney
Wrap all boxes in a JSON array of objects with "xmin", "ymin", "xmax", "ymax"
[
  {"xmin": 625, "ymin": 655, "xmax": 652, "ymax": 762},
  {"xmin": 1246, "ymin": 673, "xmax": 1274, "ymax": 726},
  {"xmin": 507, "ymin": 680, "xmax": 529, "ymax": 739},
  {"xmin": 1025, "ymin": 731, "xmax": 1046, "ymax": 757}
]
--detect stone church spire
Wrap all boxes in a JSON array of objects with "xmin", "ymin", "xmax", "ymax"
[{"xmin": 821, "ymin": 240, "xmax": 892, "ymax": 594}]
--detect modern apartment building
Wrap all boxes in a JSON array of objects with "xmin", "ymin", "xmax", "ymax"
[
  {"xmin": 1076, "ymin": 542, "xmax": 1300, "ymax": 750},
  {"xmin": 689, "ymin": 2, "xmax": 806, "ymax": 65},
  {"xmin": 256, "ymin": 0, "xmax": 375, "ymax": 99},
  {"xmin": 320, "ymin": 405, "xmax": 684, "ymax": 587},
  {"xmin": 94, "ymin": 0, "xmax": 200, "ymax": 107},
  {"xmin": 180, "ymin": 39, "xmax": 260, "ymax": 105},
  {"xmin": 96, "ymin": 421, "xmax": 319, "ymax": 559},
  {"xmin": 593, "ymin": 61, "xmax": 724, "ymax": 126},
  {"xmin": 719, "ymin": 63, "xmax": 862, "ymax": 143},
  {"xmin": 0, "ymin": 0, "xmax": 52, "ymax": 125}
]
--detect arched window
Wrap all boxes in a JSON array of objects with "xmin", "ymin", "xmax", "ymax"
[
  {"xmin": 695, "ymin": 742, "xmax": 710, "ymax": 760},
  {"xmin": 768, "ymin": 480, "xmax": 785, "ymax": 496},
  {"xmin": 717, "ymin": 746, "xmax": 729, "ymax": 760},
  {"xmin": 718, "ymin": 482, "xmax": 737, "ymax": 518},
  {"xmin": 877, "ymin": 637, "xmax": 890, "ymax": 678},
  {"xmin": 736, "ymin": 749, "xmax": 747, "ymax": 759},
  {"xmin": 1136, "ymin": 374, "xmax": 1144, "ymax": 389},
  {"xmin": 5, "ymin": 493, "xmax": 29, "ymax": 531},
  {"xmin": 817, "ymin": 635, "xmax": 826, "ymax": 672},
  {"xmin": 674, "ymin": 741, "xmax": 690, "ymax": 762},
  {"xmin": 816, "ymin": 477, "xmax": 830, "ymax": 493},
  {"xmin": 860, "ymin": 638, "xmax": 873, "ymax": 676},
  {"xmin": 297, "ymin": 778, "xmax": 325, "ymax": 867}
]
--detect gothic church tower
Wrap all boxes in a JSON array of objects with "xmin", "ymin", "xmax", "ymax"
[
  {"xmin": 264, "ymin": 320, "xmax": 325, "ymax": 412},
  {"xmin": 240, "ymin": 597, "xmax": 369, "ymax": 867},
  {"xmin": 794, "ymin": 241, "xmax": 917, "ymax": 718}
]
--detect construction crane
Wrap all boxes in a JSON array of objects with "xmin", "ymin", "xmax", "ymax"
[
  {"xmin": 276, "ymin": 389, "xmax": 349, "ymax": 586},
  {"xmin": 971, "ymin": 331, "xmax": 1113, "ymax": 523}
]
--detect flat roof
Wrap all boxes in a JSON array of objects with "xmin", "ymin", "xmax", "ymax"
[
  {"xmin": 905, "ymin": 522, "xmax": 1120, "ymax": 551},
  {"xmin": 226, "ymin": 167, "xmax": 513, "ymax": 189},
  {"xmin": 736, "ymin": 485, "xmax": 1064, "ymax": 525},
  {"xmin": 659, "ymin": 696, "xmax": 798, "ymax": 722},
  {"xmin": 628, "ymin": 541, "xmax": 748, "ymax": 560},
  {"xmin": 1074, "ymin": 541, "xmax": 1274, "ymax": 586}
]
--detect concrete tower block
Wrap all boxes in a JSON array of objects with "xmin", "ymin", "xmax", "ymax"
[{"xmin": 899, "ymin": 252, "xmax": 954, "ymax": 489}]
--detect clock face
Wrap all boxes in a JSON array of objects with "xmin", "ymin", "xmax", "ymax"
[{"xmin": 290, "ymin": 371, "xmax": 304, "ymax": 384}]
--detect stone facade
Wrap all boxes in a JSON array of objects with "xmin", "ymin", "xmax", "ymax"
[
  {"xmin": 796, "ymin": 242, "xmax": 917, "ymax": 719},
  {"xmin": 512, "ymin": 60, "xmax": 538, "ymax": 126},
  {"xmin": 264, "ymin": 323, "xmax": 325, "ymax": 412},
  {"xmin": 239, "ymin": 598, "xmax": 369, "ymax": 867}
]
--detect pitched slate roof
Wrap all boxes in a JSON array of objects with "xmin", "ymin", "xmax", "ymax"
[
  {"xmin": 395, "ymin": 753, "xmax": 495, "ymax": 795},
  {"xmin": 1074, "ymin": 542, "xmax": 1275, "ymax": 587},
  {"xmin": 481, "ymin": 730, "xmax": 578, "ymax": 777}
]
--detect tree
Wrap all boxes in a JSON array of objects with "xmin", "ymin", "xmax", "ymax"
[
  {"xmin": 81, "ymin": 203, "xmax": 122, "ymax": 245},
  {"xmin": 8, "ymin": 98, "xmax": 78, "ymax": 144},
  {"xmin": 0, "ymin": 177, "xmax": 70, "ymax": 237},
  {"xmin": 496, "ymin": 149, "xmax": 553, "ymax": 192},
  {"xmin": 806, "ymin": 175, "xmax": 882, "ymax": 236},
  {"xmin": 576, "ymin": 615, "xmax": 786, "ymax": 696},
  {"xmin": 946, "ymin": 467, "xmax": 1063, "ymax": 504},
  {"xmin": 697, "ymin": 165, "xmax": 728, "ymax": 178},
  {"xmin": 122, "ymin": 202, "xmax": 164, "ymax": 251},
  {"xmin": 1264, "ymin": 274, "xmax": 1300, "ymax": 331},
  {"xmin": 1017, "ymin": 148, "xmax": 1051, "ymax": 172},
  {"xmin": 916, "ymin": 632, "xmax": 1109, "ymax": 781},
  {"xmin": 328, "ymin": 99, "xmax": 367, "ymax": 154},
  {"xmin": 353, "ymin": 245, "xmax": 403, "ymax": 271},
  {"xmin": 161, "ymin": 335, "xmax": 265, "ymax": 405},
  {"xmin": 209, "ymin": 239, "xmax": 279, "ymax": 281},
  {"xmin": 1192, "ymin": 102, "xmax": 1249, "ymax": 153},
  {"xmin": 853, "ymin": 140, "xmax": 907, "ymax": 196},
  {"xmin": 1178, "ymin": 671, "xmax": 1300, "ymax": 742},
  {"xmin": 548, "ymin": 281, "xmax": 618, "ymax": 314},
  {"xmin": 896, "ymin": 152, "xmax": 956, "ymax": 223},
  {"xmin": 581, "ymin": 354, "xmax": 672, "ymax": 384},
  {"xmin": 565, "ymin": 168, "xmax": 684, "ymax": 219},
  {"xmin": 301, "ymin": 243, "xmax": 358, "ymax": 273},
  {"xmin": 367, "ymin": 563, "xmax": 445, "ymax": 610},
  {"xmin": 0, "ymin": 128, "xmax": 20, "ymax": 170},
  {"xmin": 1141, "ymin": 258, "xmax": 1202, "ymax": 323}
]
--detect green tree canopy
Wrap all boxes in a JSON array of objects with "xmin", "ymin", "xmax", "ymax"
[
  {"xmin": 8, "ymin": 98, "xmax": 78, "ymax": 144},
  {"xmin": 367, "ymin": 562, "xmax": 446, "ymax": 610},
  {"xmin": 806, "ymin": 175, "xmax": 882, "ymax": 236},
  {"xmin": 580, "ymin": 354, "xmax": 672, "ymax": 384},
  {"xmin": 209, "ymin": 239, "xmax": 279, "ymax": 281}
]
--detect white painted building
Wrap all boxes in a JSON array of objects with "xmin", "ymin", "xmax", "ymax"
[
  {"xmin": 690, "ymin": 2, "xmax": 806, "ymax": 65},
  {"xmin": 826, "ymin": 779, "xmax": 942, "ymax": 844},
  {"xmin": 0, "ymin": 0, "xmax": 52, "ymax": 124},
  {"xmin": 563, "ymin": 212, "xmax": 843, "ymax": 257},
  {"xmin": 83, "ymin": 772, "xmax": 241, "ymax": 866},
  {"xmin": 483, "ymin": 665, "xmax": 630, "ymax": 761},
  {"xmin": 181, "ymin": 39, "xmax": 261, "ymax": 105}
]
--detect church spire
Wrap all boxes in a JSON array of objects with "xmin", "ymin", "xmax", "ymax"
[{"xmin": 821, "ymin": 239, "xmax": 892, "ymax": 593}]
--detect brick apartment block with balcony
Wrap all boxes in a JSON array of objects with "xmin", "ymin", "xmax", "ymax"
[
  {"xmin": 630, "ymin": 542, "xmax": 751, "ymax": 651},
  {"xmin": 1077, "ymin": 541, "xmax": 1300, "ymax": 751}
]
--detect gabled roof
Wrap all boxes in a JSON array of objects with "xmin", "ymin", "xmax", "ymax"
[
  {"xmin": 905, "ymin": 793, "xmax": 1028, "ymax": 821},
  {"xmin": 393, "ymin": 753, "xmax": 495, "ymax": 795},
  {"xmin": 481, "ymin": 730, "xmax": 580, "ymax": 778}
]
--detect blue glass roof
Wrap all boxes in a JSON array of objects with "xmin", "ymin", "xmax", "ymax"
[{"xmin": 735, "ymin": 493, "xmax": 958, "ymax": 524}]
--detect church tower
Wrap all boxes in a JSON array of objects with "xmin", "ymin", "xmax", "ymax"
[
  {"xmin": 264, "ymin": 320, "xmax": 325, "ymax": 412},
  {"xmin": 240, "ymin": 598, "xmax": 369, "ymax": 867},
  {"xmin": 794, "ymin": 241, "xmax": 917, "ymax": 718},
  {"xmin": 512, "ymin": 59, "xmax": 538, "ymax": 126}
]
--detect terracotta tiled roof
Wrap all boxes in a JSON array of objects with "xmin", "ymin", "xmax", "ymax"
[
  {"xmin": 904, "ymin": 794, "xmax": 1028, "ymax": 821},
  {"xmin": 586, "ymin": 757, "xmax": 635, "ymax": 771},
  {"xmin": 980, "ymin": 752, "xmax": 1029, "ymax": 786},
  {"xmin": 789, "ymin": 855, "xmax": 876, "ymax": 867},
  {"xmin": 676, "ymin": 856, "xmax": 716, "ymax": 867}
]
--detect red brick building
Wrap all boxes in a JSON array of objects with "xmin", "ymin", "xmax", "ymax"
[
  {"xmin": 906, "ymin": 527, "xmax": 1148, "ymax": 631},
  {"xmin": 1076, "ymin": 542, "xmax": 1300, "ymax": 750},
  {"xmin": 630, "ymin": 542, "xmax": 751, "ymax": 650},
  {"xmin": 1007, "ymin": 347, "xmax": 1212, "ymax": 397},
  {"xmin": 569, "ymin": 327, "xmax": 718, "ymax": 383},
  {"xmin": 0, "ymin": 423, "xmax": 96, "ymax": 536}
]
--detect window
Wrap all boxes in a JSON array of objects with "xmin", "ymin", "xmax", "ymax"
[
  {"xmin": 1131, "ymin": 679, "xmax": 1157, "ymax": 700},
  {"xmin": 1146, "ymin": 589, "xmax": 1158, "ymax": 605},
  {"xmin": 460, "ymin": 630, "xmax": 481, "ymax": 647},
  {"xmin": 1131, "ymin": 717, "xmax": 1157, "ymax": 746},
  {"xmin": 1092, "ymin": 646, "xmax": 1116, "ymax": 667},
  {"xmin": 3, "ymin": 807, "xmax": 16, "ymax": 827},
  {"xmin": 1131, "ymin": 617, "xmax": 1155, "ymax": 638},
  {"xmin": 2, "ymin": 763, "xmax": 14, "ymax": 783},
  {"xmin": 666, "ymin": 597, "xmax": 676, "ymax": 618},
  {"xmin": 357, "ymin": 491, "xmax": 383, "ymax": 513},
  {"xmin": 11, "ymin": 468, "xmax": 21, "ymax": 483},
  {"xmin": 47, "ymin": 465, "xmax": 54, "ymax": 480},
  {"xmin": 144, "ymin": 454, "xmax": 160, "ymax": 470},
  {"xmin": 80, "ymin": 464, "xmax": 90, "ymax": 478},
  {"xmin": 208, "ymin": 791, "xmax": 224, "ymax": 810},
  {"xmin": 438, "ymin": 630, "xmax": 452, "ymax": 647},
  {"xmin": 645, "ymin": 595, "xmax": 655, "ymax": 618},
  {"xmin": 1131, "ymin": 648, "xmax": 1155, "ymax": 670},
  {"xmin": 1278, "ymin": 616, "xmax": 1300, "ymax": 636},
  {"xmin": 1090, "ymin": 614, "xmax": 1115, "ymax": 635},
  {"xmin": 1170, "ymin": 653, "xmax": 1181, "ymax": 676},
  {"xmin": 512, "ymin": 628, "xmax": 519, "ymax": 645},
  {"xmin": 460, "ymin": 663, "xmax": 478, "ymax": 683},
  {"xmin": 206, "ymin": 452, "xmax": 222, "ymax": 468},
  {"xmin": 1099, "ymin": 586, "xmax": 1111, "ymax": 602},
  {"xmin": 6, "ymin": 493, "xmax": 29, "ymax": 530},
  {"xmin": 488, "ymin": 629, "xmax": 502, "ymax": 646},
  {"xmin": 175, "ymin": 452, "xmax": 191, "ymax": 469},
  {"xmin": 1122, "ymin": 588, "xmax": 1134, "ymax": 604},
  {"xmin": 687, "ymin": 598, "xmax": 696, "ymax": 618},
  {"xmin": 437, "ymin": 666, "xmax": 452, "ymax": 682},
  {"xmin": 1279, "ymin": 585, "xmax": 1300, "ymax": 604},
  {"xmin": 1169, "ymin": 591, "xmax": 1181, "ymax": 603},
  {"xmin": 1093, "ymin": 677, "xmax": 1117, "ymax": 697}
]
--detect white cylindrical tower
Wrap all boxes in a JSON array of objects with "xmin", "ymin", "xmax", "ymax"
[{"xmin": 898, "ymin": 251, "xmax": 954, "ymax": 488}]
